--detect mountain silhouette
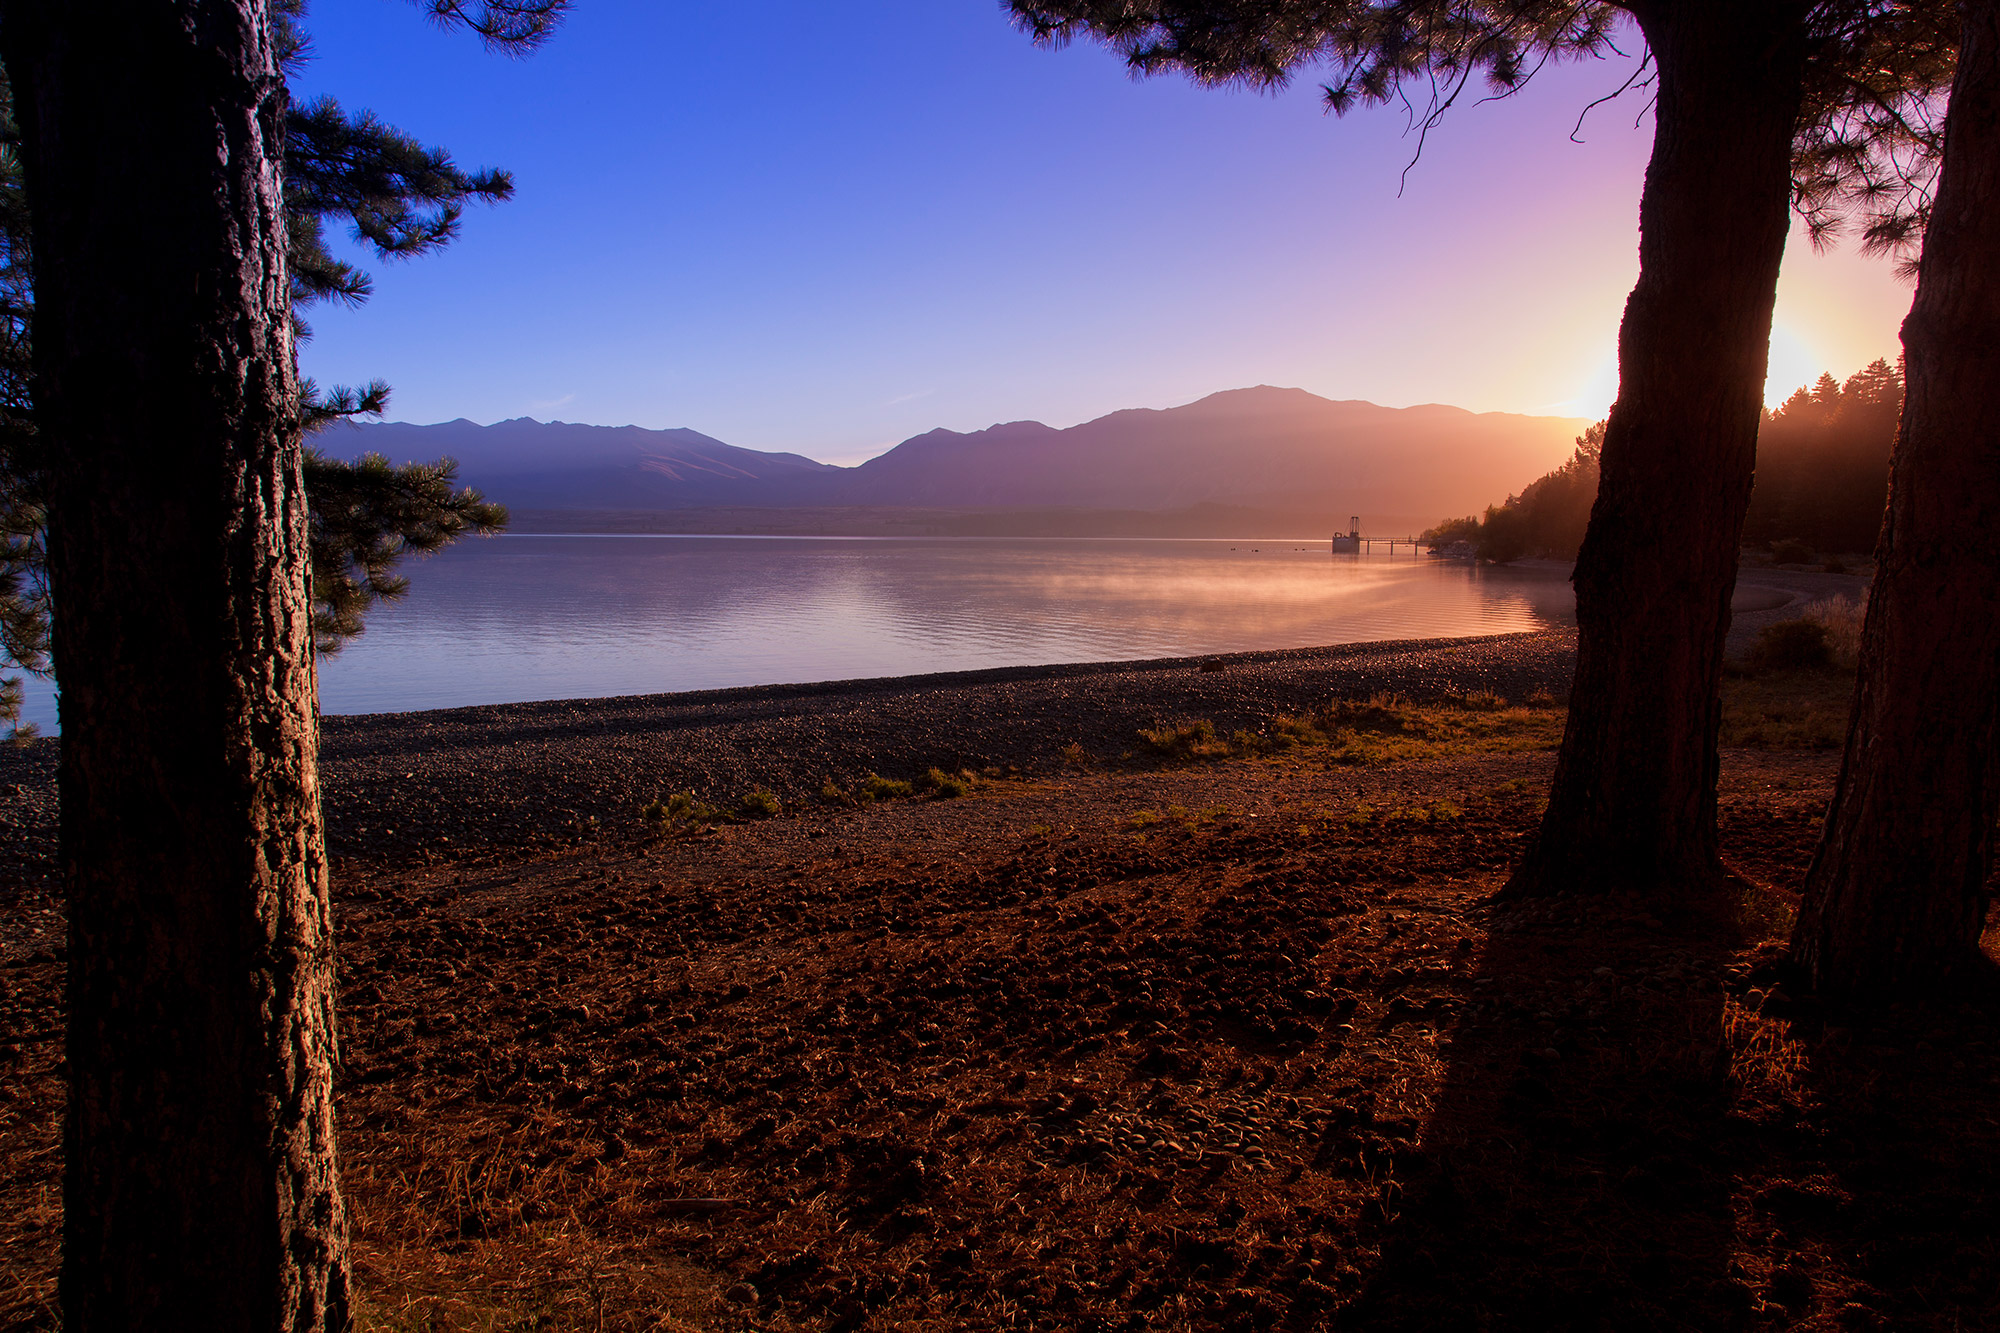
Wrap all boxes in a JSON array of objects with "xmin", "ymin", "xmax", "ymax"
[
  {"xmin": 325, "ymin": 386, "xmax": 1587, "ymax": 531},
  {"xmin": 322, "ymin": 417, "xmax": 841, "ymax": 509}
]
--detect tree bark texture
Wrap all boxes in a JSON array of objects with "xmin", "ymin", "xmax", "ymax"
[
  {"xmin": 1506, "ymin": 0, "xmax": 1808, "ymax": 897},
  {"xmin": 2, "ymin": 3, "xmax": 349, "ymax": 1329},
  {"xmin": 1790, "ymin": 0, "xmax": 2000, "ymax": 994}
]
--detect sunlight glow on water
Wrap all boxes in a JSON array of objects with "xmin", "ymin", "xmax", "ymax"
[{"xmin": 12, "ymin": 536, "xmax": 1577, "ymax": 729}]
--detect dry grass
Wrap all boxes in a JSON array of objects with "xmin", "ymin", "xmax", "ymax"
[
  {"xmin": 1720, "ymin": 669, "xmax": 1855, "ymax": 750},
  {"xmin": 1801, "ymin": 595, "xmax": 1866, "ymax": 668},
  {"xmin": 13, "ymin": 671, "xmax": 1999, "ymax": 1333},
  {"xmin": 1140, "ymin": 695, "xmax": 1565, "ymax": 769},
  {"xmin": 344, "ymin": 1115, "xmax": 733, "ymax": 1332}
]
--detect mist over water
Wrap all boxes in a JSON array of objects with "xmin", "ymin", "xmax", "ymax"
[{"xmin": 11, "ymin": 537, "xmax": 1578, "ymax": 730}]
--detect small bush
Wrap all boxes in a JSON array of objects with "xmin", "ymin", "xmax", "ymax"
[
  {"xmin": 1060, "ymin": 741, "xmax": 1092, "ymax": 769},
  {"xmin": 819, "ymin": 779, "xmax": 852, "ymax": 806},
  {"xmin": 1769, "ymin": 537, "xmax": 1815, "ymax": 566},
  {"xmin": 1750, "ymin": 618, "xmax": 1833, "ymax": 672},
  {"xmin": 1801, "ymin": 594, "xmax": 1864, "ymax": 667},
  {"xmin": 1272, "ymin": 714, "xmax": 1327, "ymax": 745},
  {"xmin": 643, "ymin": 791, "xmax": 723, "ymax": 828},
  {"xmin": 739, "ymin": 788, "xmax": 781, "ymax": 818},
  {"xmin": 921, "ymin": 767, "xmax": 971, "ymax": 799},
  {"xmin": 1136, "ymin": 719, "xmax": 1228, "ymax": 760},
  {"xmin": 861, "ymin": 772, "xmax": 913, "ymax": 802},
  {"xmin": 1721, "ymin": 669, "xmax": 1852, "ymax": 749},
  {"xmin": 1322, "ymin": 694, "xmax": 1414, "ymax": 733},
  {"xmin": 1231, "ymin": 727, "xmax": 1298, "ymax": 757}
]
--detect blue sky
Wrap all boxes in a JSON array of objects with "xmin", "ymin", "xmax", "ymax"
[{"xmin": 293, "ymin": 0, "xmax": 1915, "ymax": 465}]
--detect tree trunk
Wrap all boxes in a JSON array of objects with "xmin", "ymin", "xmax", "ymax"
[
  {"xmin": 2, "ymin": 3, "xmax": 350, "ymax": 1329},
  {"xmin": 1504, "ymin": 0, "xmax": 1807, "ymax": 899},
  {"xmin": 1790, "ymin": 0, "xmax": 2000, "ymax": 995}
]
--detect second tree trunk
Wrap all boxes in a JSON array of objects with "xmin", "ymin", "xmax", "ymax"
[
  {"xmin": 1507, "ymin": 0, "xmax": 1807, "ymax": 898},
  {"xmin": 1791, "ymin": 0, "xmax": 2000, "ymax": 995}
]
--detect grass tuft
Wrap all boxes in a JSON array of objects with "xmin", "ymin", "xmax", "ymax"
[
  {"xmin": 641, "ymin": 791, "xmax": 724, "ymax": 830},
  {"xmin": 1134, "ymin": 695, "xmax": 1564, "ymax": 768},
  {"xmin": 1720, "ymin": 668, "xmax": 1854, "ymax": 750},
  {"xmin": 1801, "ymin": 594, "xmax": 1864, "ymax": 667},
  {"xmin": 1749, "ymin": 619, "xmax": 1833, "ymax": 673},
  {"xmin": 1136, "ymin": 719, "xmax": 1229, "ymax": 760},
  {"xmin": 862, "ymin": 772, "xmax": 914, "ymax": 802},
  {"xmin": 920, "ymin": 767, "xmax": 973, "ymax": 799}
]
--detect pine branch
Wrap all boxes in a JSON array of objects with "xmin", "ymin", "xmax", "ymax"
[
  {"xmin": 304, "ymin": 451, "xmax": 508, "ymax": 654},
  {"xmin": 416, "ymin": 0, "xmax": 571, "ymax": 53}
]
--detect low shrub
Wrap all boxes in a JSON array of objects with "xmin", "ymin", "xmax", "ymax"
[
  {"xmin": 1801, "ymin": 594, "xmax": 1865, "ymax": 667},
  {"xmin": 642, "ymin": 791, "xmax": 724, "ymax": 828},
  {"xmin": 1230, "ymin": 727, "xmax": 1300, "ymax": 757},
  {"xmin": 739, "ymin": 788, "xmax": 781, "ymax": 818},
  {"xmin": 1136, "ymin": 719, "xmax": 1229, "ymax": 760},
  {"xmin": 861, "ymin": 772, "xmax": 913, "ymax": 802},
  {"xmin": 1720, "ymin": 669, "xmax": 1852, "ymax": 749},
  {"xmin": 1750, "ymin": 618, "xmax": 1833, "ymax": 673},
  {"xmin": 920, "ymin": 767, "xmax": 972, "ymax": 799},
  {"xmin": 1769, "ymin": 537, "xmax": 1816, "ymax": 566},
  {"xmin": 1322, "ymin": 694, "xmax": 1415, "ymax": 733}
]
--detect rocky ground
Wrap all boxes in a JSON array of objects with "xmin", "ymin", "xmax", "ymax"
[
  {"xmin": 3, "ymin": 628, "xmax": 1996, "ymax": 1332},
  {"xmin": 0, "ymin": 631, "xmax": 1577, "ymax": 918}
]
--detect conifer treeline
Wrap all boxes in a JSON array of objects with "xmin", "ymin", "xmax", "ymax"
[
  {"xmin": 1744, "ymin": 358, "xmax": 1902, "ymax": 553},
  {"xmin": 1425, "ymin": 357, "xmax": 1903, "ymax": 562}
]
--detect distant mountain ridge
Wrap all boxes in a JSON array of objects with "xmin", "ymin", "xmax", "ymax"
[
  {"xmin": 322, "ymin": 417, "xmax": 842, "ymax": 510},
  {"xmin": 323, "ymin": 386, "xmax": 1589, "ymax": 532}
]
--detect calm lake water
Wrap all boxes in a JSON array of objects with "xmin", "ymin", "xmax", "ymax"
[{"xmin": 11, "ymin": 536, "xmax": 1576, "ymax": 731}]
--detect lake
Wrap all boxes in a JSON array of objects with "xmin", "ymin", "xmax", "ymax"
[{"xmin": 9, "ymin": 536, "xmax": 1576, "ymax": 732}]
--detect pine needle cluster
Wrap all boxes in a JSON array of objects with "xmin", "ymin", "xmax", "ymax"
[
  {"xmin": 305, "ymin": 451, "xmax": 507, "ymax": 654},
  {"xmin": 0, "ymin": 0, "xmax": 555, "ymax": 727},
  {"xmin": 1011, "ymin": 2, "xmax": 1960, "ymax": 236}
]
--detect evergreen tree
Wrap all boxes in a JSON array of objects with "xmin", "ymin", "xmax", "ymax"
[
  {"xmin": 1791, "ymin": 0, "xmax": 2000, "ymax": 995},
  {"xmin": 1008, "ymin": 0, "xmax": 1957, "ymax": 899},
  {"xmin": 1435, "ymin": 363, "xmax": 1903, "ymax": 566},
  {"xmin": 305, "ymin": 450, "xmax": 505, "ymax": 652},
  {"xmin": 0, "ymin": 6, "xmax": 517, "ymax": 734},
  {"xmin": 1424, "ymin": 422, "xmax": 1604, "ymax": 562},
  {"xmin": 0, "ymin": 1, "xmax": 562, "ymax": 1327},
  {"xmin": 1744, "ymin": 357, "xmax": 1903, "ymax": 555}
]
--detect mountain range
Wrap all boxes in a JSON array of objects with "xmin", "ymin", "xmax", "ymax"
[{"xmin": 323, "ymin": 386, "xmax": 1589, "ymax": 536}]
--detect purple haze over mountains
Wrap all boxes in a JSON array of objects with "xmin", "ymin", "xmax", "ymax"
[{"xmin": 326, "ymin": 386, "xmax": 1588, "ymax": 529}]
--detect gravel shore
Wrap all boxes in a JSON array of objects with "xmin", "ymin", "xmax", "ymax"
[
  {"xmin": 314, "ymin": 629, "xmax": 1576, "ymax": 860},
  {"xmin": 0, "ymin": 630, "xmax": 1576, "ymax": 880},
  {"xmin": 0, "ymin": 562, "xmax": 1870, "ymax": 880}
]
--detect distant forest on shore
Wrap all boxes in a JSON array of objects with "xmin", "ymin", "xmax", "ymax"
[{"xmin": 1425, "ymin": 358, "xmax": 1905, "ymax": 563}]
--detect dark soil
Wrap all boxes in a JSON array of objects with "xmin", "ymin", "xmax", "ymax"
[{"xmin": 4, "ymin": 638, "xmax": 1998, "ymax": 1331}]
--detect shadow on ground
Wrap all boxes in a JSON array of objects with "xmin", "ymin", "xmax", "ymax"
[{"xmin": 1348, "ymin": 882, "xmax": 2000, "ymax": 1331}]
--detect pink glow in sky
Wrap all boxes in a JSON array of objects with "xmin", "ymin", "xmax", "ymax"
[{"xmin": 291, "ymin": 2, "xmax": 1914, "ymax": 464}]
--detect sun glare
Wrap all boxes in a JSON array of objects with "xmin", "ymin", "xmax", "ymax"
[
  {"xmin": 1763, "ymin": 324, "xmax": 1828, "ymax": 409},
  {"xmin": 1550, "ymin": 323, "xmax": 1837, "ymax": 421}
]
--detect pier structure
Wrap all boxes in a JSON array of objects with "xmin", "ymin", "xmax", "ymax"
[{"xmin": 1331, "ymin": 516, "xmax": 1425, "ymax": 555}]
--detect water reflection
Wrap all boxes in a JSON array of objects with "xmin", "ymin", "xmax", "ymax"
[
  {"xmin": 7, "ymin": 537, "xmax": 1577, "ymax": 729},
  {"xmin": 311, "ymin": 536, "xmax": 1574, "ymax": 717}
]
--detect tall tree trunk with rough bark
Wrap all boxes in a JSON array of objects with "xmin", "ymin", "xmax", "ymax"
[
  {"xmin": 1790, "ymin": 0, "xmax": 2000, "ymax": 995},
  {"xmin": 1505, "ymin": 0, "xmax": 1807, "ymax": 899},
  {"xmin": 2, "ymin": 2, "xmax": 350, "ymax": 1329}
]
